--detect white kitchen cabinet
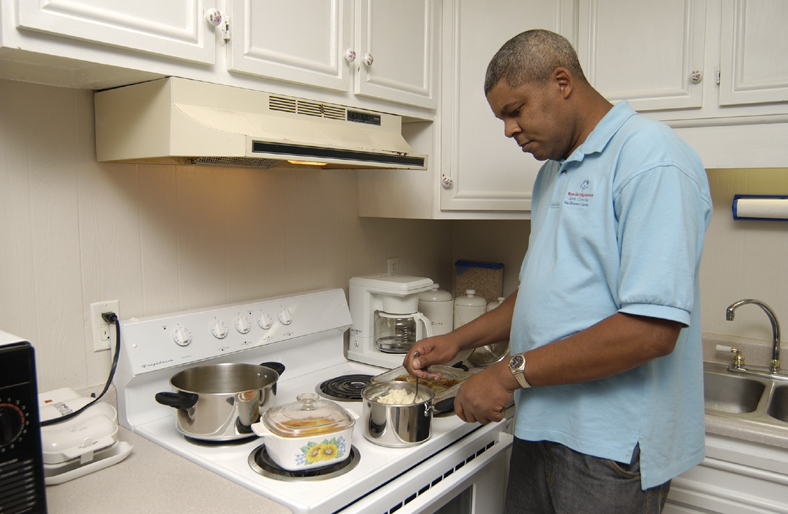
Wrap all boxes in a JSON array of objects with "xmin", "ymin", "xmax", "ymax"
[
  {"xmin": 575, "ymin": 0, "xmax": 707, "ymax": 112},
  {"xmin": 227, "ymin": 0, "xmax": 438, "ymax": 109},
  {"xmin": 439, "ymin": 0, "xmax": 573, "ymax": 214},
  {"xmin": 577, "ymin": 0, "xmax": 788, "ymax": 119},
  {"xmin": 570, "ymin": 0, "xmax": 788, "ymax": 169},
  {"xmin": 226, "ymin": 0, "xmax": 352, "ymax": 92},
  {"xmin": 359, "ymin": 0, "xmax": 573, "ymax": 219},
  {"xmin": 718, "ymin": 0, "xmax": 788, "ymax": 107},
  {"xmin": 664, "ymin": 434, "xmax": 788, "ymax": 514},
  {"xmin": 15, "ymin": 0, "xmax": 217, "ymax": 64}
]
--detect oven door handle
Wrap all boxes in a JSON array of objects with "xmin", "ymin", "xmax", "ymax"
[{"xmin": 398, "ymin": 431, "xmax": 513, "ymax": 513}]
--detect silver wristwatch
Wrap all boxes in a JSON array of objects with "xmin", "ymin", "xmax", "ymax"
[{"xmin": 508, "ymin": 353, "xmax": 531, "ymax": 389}]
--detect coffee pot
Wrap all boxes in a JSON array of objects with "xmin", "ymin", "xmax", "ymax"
[
  {"xmin": 374, "ymin": 311, "xmax": 432, "ymax": 353},
  {"xmin": 348, "ymin": 274, "xmax": 434, "ymax": 368}
]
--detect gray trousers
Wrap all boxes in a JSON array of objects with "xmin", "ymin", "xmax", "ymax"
[{"xmin": 504, "ymin": 438, "xmax": 671, "ymax": 514}]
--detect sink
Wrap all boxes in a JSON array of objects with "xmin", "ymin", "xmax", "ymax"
[
  {"xmin": 704, "ymin": 372, "xmax": 765, "ymax": 414},
  {"xmin": 703, "ymin": 362, "xmax": 788, "ymax": 433},
  {"xmin": 767, "ymin": 385, "xmax": 788, "ymax": 423}
]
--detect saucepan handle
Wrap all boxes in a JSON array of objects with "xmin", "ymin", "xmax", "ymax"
[
  {"xmin": 260, "ymin": 362, "xmax": 286, "ymax": 376},
  {"xmin": 155, "ymin": 391, "xmax": 198, "ymax": 410}
]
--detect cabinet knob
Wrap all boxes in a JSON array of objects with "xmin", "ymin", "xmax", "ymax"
[
  {"xmin": 205, "ymin": 8, "xmax": 224, "ymax": 27},
  {"xmin": 345, "ymin": 49, "xmax": 357, "ymax": 63},
  {"xmin": 363, "ymin": 53, "xmax": 374, "ymax": 66},
  {"xmin": 691, "ymin": 70, "xmax": 702, "ymax": 83},
  {"xmin": 441, "ymin": 175, "xmax": 453, "ymax": 189}
]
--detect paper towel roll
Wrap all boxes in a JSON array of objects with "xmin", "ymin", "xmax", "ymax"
[{"xmin": 732, "ymin": 196, "xmax": 788, "ymax": 220}]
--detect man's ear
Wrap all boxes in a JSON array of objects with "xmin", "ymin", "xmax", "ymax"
[{"xmin": 553, "ymin": 68, "xmax": 573, "ymax": 99}]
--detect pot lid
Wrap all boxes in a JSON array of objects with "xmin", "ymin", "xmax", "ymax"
[{"xmin": 262, "ymin": 393, "xmax": 354, "ymax": 438}]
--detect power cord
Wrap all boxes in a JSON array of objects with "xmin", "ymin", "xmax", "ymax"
[{"xmin": 41, "ymin": 312, "xmax": 122, "ymax": 427}]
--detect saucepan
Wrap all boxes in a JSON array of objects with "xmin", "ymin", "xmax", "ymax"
[
  {"xmin": 155, "ymin": 361, "xmax": 285, "ymax": 441},
  {"xmin": 362, "ymin": 381, "xmax": 435, "ymax": 447}
]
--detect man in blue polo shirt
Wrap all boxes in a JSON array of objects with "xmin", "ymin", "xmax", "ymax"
[{"xmin": 404, "ymin": 29, "xmax": 712, "ymax": 513}]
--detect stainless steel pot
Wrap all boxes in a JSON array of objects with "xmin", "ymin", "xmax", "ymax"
[
  {"xmin": 361, "ymin": 382, "xmax": 434, "ymax": 447},
  {"xmin": 155, "ymin": 361, "xmax": 285, "ymax": 441}
]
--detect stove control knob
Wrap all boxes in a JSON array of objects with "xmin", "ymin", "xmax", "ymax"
[
  {"xmin": 234, "ymin": 315, "xmax": 251, "ymax": 334},
  {"xmin": 278, "ymin": 308, "xmax": 293, "ymax": 325},
  {"xmin": 173, "ymin": 326, "xmax": 192, "ymax": 346},
  {"xmin": 210, "ymin": 320, "xmax": 228, "ymax": 339},
  {"xmin": 257, "ymin": 312, "xmax": 273, "ymax": 330}
]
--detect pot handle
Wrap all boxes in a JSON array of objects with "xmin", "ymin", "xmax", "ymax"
[
  {"xmin": 259, "ymin": 362, "xmax": 285, "ymax": 395},
  {"xmin": 434, "ymin": 397, "xmax": 455, "ymax": 413},
  {"xmin": 155, "ymin": 391, "xmax": 198, "ymax": 410},
  {"xmin": 260, "ymin": 362, "xmax": 286, "ymax": 376}
]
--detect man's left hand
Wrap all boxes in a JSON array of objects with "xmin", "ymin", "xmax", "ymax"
[{"xmin": 453, "ymin": 361, "xmax": 515, "ymax": 424}]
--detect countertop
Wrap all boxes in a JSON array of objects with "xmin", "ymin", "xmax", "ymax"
[{"xmin": 44, "ymin": 426, "xmax": 291, "ymax": 514}]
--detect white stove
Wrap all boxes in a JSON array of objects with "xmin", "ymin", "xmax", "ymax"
[{"xmin": 113, "ymin": 289, "xmax": 512, "ymax": 513}]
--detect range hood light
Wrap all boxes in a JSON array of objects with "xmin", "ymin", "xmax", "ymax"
[{"xmin": 287, "ymin": 160, "xmax": 328, "ymax": 166}]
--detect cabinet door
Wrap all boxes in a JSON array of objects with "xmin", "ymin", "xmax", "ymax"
[
  {"xmin": 227, "ymin": 0, "xmax": 352, "ymax": 91},
  {"xmin": 576, "ymin": 0, "xmax": 707, "ymax": 112},
  {"xmin": 354, "ymin": 0, "xmax": 438, "ymax": 109},
  {"xmin": 719, "ymin": 0, "xmax": 788, "ymax": 106},
  {"xmin": 440, "ymin": 0, "xmax": 572, "ymax": 212},
  {"xmin": 15, "ymin": 0, "xmax": 217, "ymax": 64}
]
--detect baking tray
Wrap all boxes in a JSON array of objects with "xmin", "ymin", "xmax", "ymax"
[{"xmin": 371, "ymin": 365, "xmax": 473, "ymax": 413}]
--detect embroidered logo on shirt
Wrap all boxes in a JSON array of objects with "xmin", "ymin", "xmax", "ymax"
[{"xmin": 564, "ymin": 179, "xmax": 594, "ymax": 207}]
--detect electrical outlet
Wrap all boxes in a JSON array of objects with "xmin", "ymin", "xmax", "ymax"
[
  {"xmin": 91, "ymin": 300, "xmax": 119, "ymax": 352},
  {"xmin": 387, "ymin": 257, "xmax": 399, "ymax": 276}
]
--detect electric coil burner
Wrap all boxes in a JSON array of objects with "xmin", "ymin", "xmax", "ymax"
[
  {"xmin": 317, "ymin": 374, "xmax": 373, "ymax": 401},
  {"xmin": 249, "ymin": 444, "xmax": 361, "ymax": 481}
]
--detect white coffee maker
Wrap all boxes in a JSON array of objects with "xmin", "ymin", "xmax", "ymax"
[{"xmin": 348, "ymin": 274, "xmax": 435, "ymax": 368}]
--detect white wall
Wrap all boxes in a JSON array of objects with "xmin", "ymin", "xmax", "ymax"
[{"xmin": 700, "ymin": 168, "xmax": 788, "ymax": 346}]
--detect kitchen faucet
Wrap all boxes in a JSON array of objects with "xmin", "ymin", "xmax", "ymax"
[{"xmin": 726, "ymin": 299, "xmax": 781, "ymax": 374}]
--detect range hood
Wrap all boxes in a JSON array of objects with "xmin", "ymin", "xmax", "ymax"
[{"xmin": 94, "ymin": 77, "xmax": 427, "ymax": 170}]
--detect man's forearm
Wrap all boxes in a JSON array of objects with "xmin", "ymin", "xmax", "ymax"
[{"xmin": 522, "ymin": 312, "xmax": 681, "ymax": 387}]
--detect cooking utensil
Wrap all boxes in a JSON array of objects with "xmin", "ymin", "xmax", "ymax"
[
  {"xmin": 412, "ymin": 351, "xmax": 420, "ymax": 404},
  {"xmin": 250, "ymin": 393, "xmax": 357, "ymax": 471},
  {"xmin": 362, "ymin": 382, "xmax": 434, "ymax": 447},
  {"xmin": 155, "ymin": 361, "xmax": 284, "ymax": 441},
  {"xmin": 371, "ymin": 364, "xmax": 471, "ymax": 414}
]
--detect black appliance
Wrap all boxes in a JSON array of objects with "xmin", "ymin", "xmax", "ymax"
[{"xmin": 0, "ymin": 334, "xmax": 47, "ymax": 514}]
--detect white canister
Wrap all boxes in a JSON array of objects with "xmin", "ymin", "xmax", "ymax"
[
  {"xmin": 454, "ymin": 290, "xmax": 487, "ymax": 329},
  {"xmin": 486, "ymin": 296, "xmax": 506, "ymax": 312},
  {"xmin": 418, "ymin": 284, "xmax": 453, "ymax": 337}
]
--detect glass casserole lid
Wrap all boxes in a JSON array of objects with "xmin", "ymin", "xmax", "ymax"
[{"xmin": 261, "ymin": 392, "xmax": 355, "ymax": 438}]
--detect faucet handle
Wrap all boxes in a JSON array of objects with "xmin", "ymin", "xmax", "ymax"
[{"xmin": 716, "ymin": 345, "xmax": 745, "ymax": 369}]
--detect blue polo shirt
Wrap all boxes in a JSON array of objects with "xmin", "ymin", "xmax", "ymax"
[{"xmin": 510, "ymin": 101, "xmax": 712, "ymax": 489}]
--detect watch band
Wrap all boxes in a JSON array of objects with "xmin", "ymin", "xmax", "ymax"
[{"xmin": 509, "ymin": 353, "xmax": 531, "ymax": 389}]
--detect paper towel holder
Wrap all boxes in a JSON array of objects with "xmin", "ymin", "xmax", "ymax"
[{"xmin": 732, "ymin": 194, "xmax": 788, "ymax": 221}]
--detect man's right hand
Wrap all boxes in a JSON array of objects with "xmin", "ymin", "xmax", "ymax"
[{"xmin": 402, "ymin": 334, "xmax": 462, "ymax": 380}]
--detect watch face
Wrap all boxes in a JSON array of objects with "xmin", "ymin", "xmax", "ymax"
[{"xmin": 510, "ymin": 355, "xmax": 524, "ymax": 369}]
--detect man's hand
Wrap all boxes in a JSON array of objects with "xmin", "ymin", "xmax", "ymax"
[
  {"xmin": 453, "ymin": 360, "xmax": 517, "ymax": 424},
  {"xmin": 403, "ymin": 334, "xmax": 462, "ymax": 380}
]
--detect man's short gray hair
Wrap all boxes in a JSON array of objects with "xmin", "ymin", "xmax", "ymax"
[{"xmin": 484, "ymin": 29, "xmax": 587, "ymax": 94}]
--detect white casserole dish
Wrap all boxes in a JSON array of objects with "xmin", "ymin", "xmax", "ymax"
[{"xmin": 250, "ymin": 393, "xmax": 357, "ymax": 471}]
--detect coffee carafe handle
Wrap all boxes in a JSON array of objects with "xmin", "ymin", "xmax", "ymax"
[{"xmin": 413, "ymin": 312, "xmax": 433, "ymax": 341}]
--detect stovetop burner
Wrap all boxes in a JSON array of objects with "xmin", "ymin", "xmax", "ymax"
[
  {"xmin": 316, "ymin": 374, "xmax": 373, "ymax": 401},
  {"xmin": 248, "ymin": 444, "xmax": 361, "ymax": 481}
]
